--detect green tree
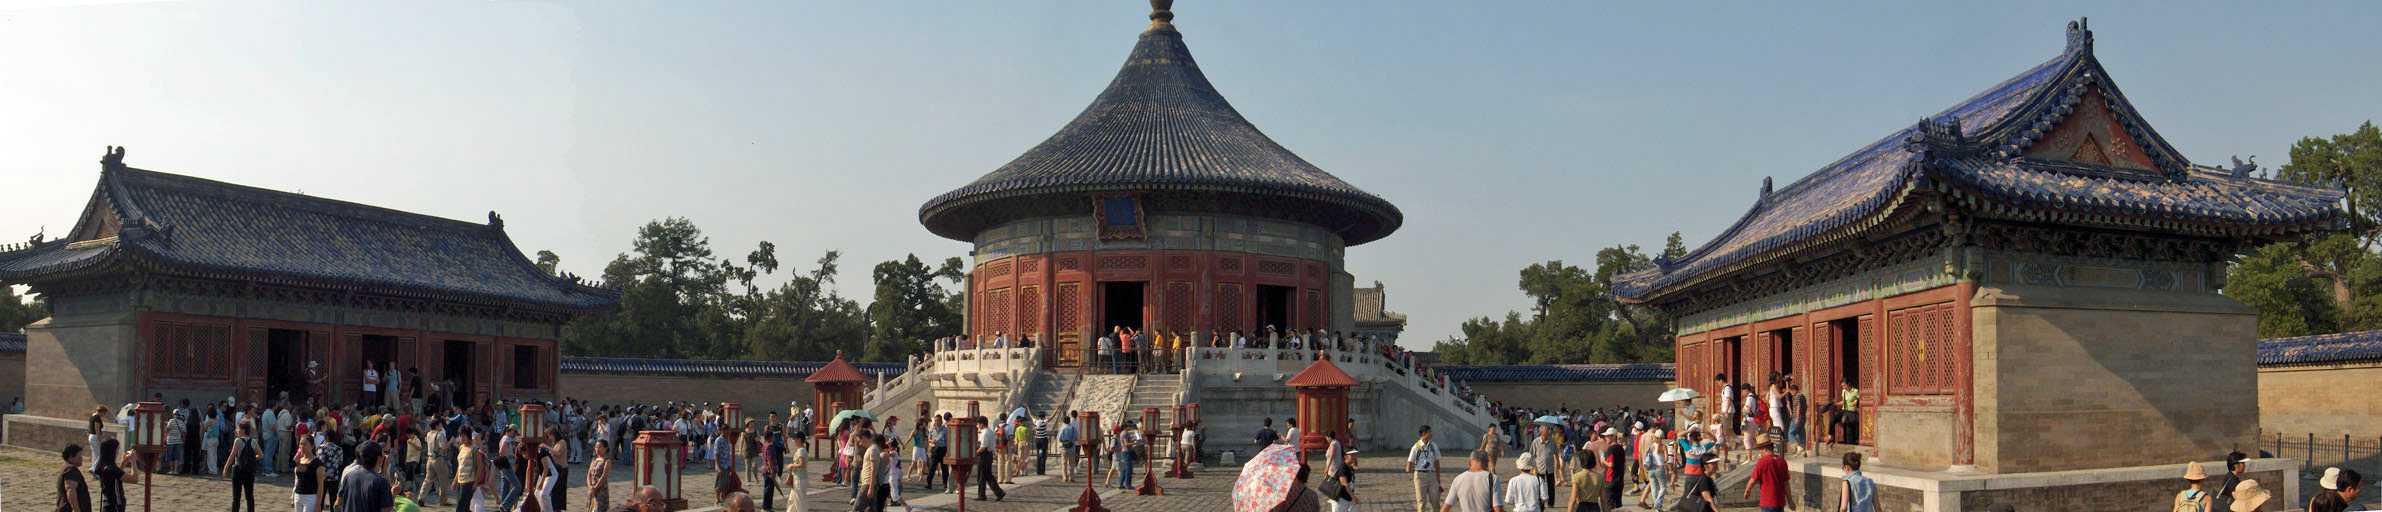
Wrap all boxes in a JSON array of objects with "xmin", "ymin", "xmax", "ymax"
[
  {"xmin": 864, "ymin": 255, "xmax": 966, "ymax": 362},
  {"xmin": 534, "ymin": 250, "xmax": 560, "ymax": 275},
  {"xmin": 741, "ymin": 251, "xmax": 868, "ymax": 361},
  {"xmin": 562, "ymin": 218, "xmax": 739, "ymax": 359},
  {"xmin": 2230, "ymin": 121, "xmax": 2382, "ymax": 335},
  {"xmin": 1437, "ymin": 231, "xmax": 1686, "ymax": 365},
  {"xmin": 0, "ymin": 286, "xmax": 48, "ymax": 332}
]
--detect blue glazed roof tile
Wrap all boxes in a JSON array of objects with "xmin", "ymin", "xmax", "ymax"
[
  {"xmin": 1615, "ymin": 24, "xmax": 2343, "ymax": 301},
  {"xmin": 0, "ymin": 164, "xmax": 618, "ymax": 311},
  {"xmin": 1436, "ymin": 363, "xmax": 1674, "ymax": 383},
  {"xmin": 2258, "ymin": 331, "xmax": 2382, "ymax": 367},
  {"xmin": 560, "ymin": 356, "xmax": 906, "ymax": 380},
  {"xmin": 0, "ymin": 332, "xmax": 23, "ymax": 354},
  {"xmin": 919, "ymin": 13, "xmax": 1400, "ymax": 245}
]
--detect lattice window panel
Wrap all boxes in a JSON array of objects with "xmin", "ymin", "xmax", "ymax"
[
  {"xmin": 154, "ymin": 321, "xmax": 233, "ymax": 380},
  {"xmin": 983, "ymin": 288, "xmax": 1013, "ymax": 335},
  {"xmin": 1020, "ymin": 258, "xmax": 1041, "ymax": 274},
  {"xmin": 1304, "ymin": 290, "xmax": 1323, "ymax": 330},
  {"xmin": 1216, "ymin": 283, "xmax": 1245, "ymax": 333},
  {"xmin": 1219, "ymin": 258, "xmax": 1243, "ymax": 274},
  {"xmin": 1168, "ymin": 256, "xmax": 1192, "ymax": 272},
  {"xmin": 1055, "ymin": 282, "xmax": 1083, "ymax": 334},
  {"xmin": 1058, "ymin": 257, "xmax": 1082, "ymax": 271},
  {"xmin": 1257, "ymin": 260, "xmax": 1297, "ymax": 276},
  {"xmin": 1099, "ymin": 255, "xmax": 1147, "ymax": 271},
  {"xmin": 1018, "ymin": 286, "xmax": 1042, "ymax": 335},
  {"xmin": 1886, "ymin": 304, "xmax": 1955, "ymax": 395},
  {"xmin": 1163, "ymin": 282, "xmax": 1194, "ymax": 331}
]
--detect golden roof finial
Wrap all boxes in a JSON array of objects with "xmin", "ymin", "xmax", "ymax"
[{"xmin": 1148, "ymin": 0, "xmax": 1175, "ymax": 30}]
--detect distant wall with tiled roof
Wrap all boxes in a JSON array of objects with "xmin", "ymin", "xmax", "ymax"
[
  {"xmin": 1436, "ymin": 363, "xmax": 1675, "ymax": 411},
  {"xmin": 2258, "ymin": 330, "xmax": 2382, "ymax": 441},
  {"xmin": 0, "ymin": 332, "xmax": 27, "ymax": 405},
  {"xmin": 2257, "ymin": 330, "xmax": 2382, "ymax": 367}
]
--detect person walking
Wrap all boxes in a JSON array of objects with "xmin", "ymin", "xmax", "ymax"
[
  {"xmin": 418, "ymin": 427, "xmax": 450, "ymax": 507},
  {"xmin": 2211, "ymin": 452, "xmax": 2247, "ymax": 512},
  {"xmin": 2308, "ymin": 467, "xmax": 2362, "ymax": 512},
  {"xmin": 1638, "ymin": 426, "xmax": 1670, "ymax": 511},
  {"xmin": 1836, "ymin": 452, "xmax": 1874, "ymax": 512},
  {"xmin": 296, "ymin": 441, "xmax": 328, "ymax": 512},
  {"xmin": 1327, "ymin": 452, "xmax": 1360, "ymax": 512},
  {"xmin": 454, "ymin": 430, "xmax": 487, "ymax": 512},
  {"xmin": 224, "ymin": 424, "xmax": 262, "ymax": 512},
  {"xmin": 1406, "ymin": 426, "xmax": 1443, "ymax": 512},
  {"xmin": 1478, "ymin": 423, "xmax": 1502, "ymax": 463},
  {"xmin": 925, "ymin": 416, "xmax": 950, "ymax": 491},
  {"xmin": 1739, "ymin": 435, "xmax": 1791, "ymax": 512},
  {"xmin": 1439, "ymin": 451, "xmax": 1497, "ymax": 512},
  {"xmin": 1564, "ymin": 450, "xmax": 1601, "ymax": 512},
  {"xmin": 1056, "ymin": 414, "xmax": 1078, "ymax": 483},
  {"xmin": 337, "ymin": 444, "xmax": 394, "ymax": 512},
  {"xmin": 972, "ymin": 418, "xmax": 1005, "ymax": 502},
  {"xmin": 2173, "ymin": 462, "xmax": 2212, "ymax": 512},
  {"xmin": 585, "ymin": 441, "xmax": 613, "ymax": 512},
  {"xmin": 1505, "ymin": 453, "xmax": 1547, "ymax": 512},
  {"xmin": 1033, "ymin": 412, "xmax": 1051, "ymax": 476},
  {"xmin": 756, "ymin": 432, "xmax": 781, "ymax": 512},
  {"xmin": 95, "ymin": 439, "xmax": 126, "ymax": 512},
  {"xmin": 60, "ymin": 444, "xmax": 93, "ymax": 512},
  {"xmin": 783, "ymin": 437, "xmax": 810, "ymax": 512}
]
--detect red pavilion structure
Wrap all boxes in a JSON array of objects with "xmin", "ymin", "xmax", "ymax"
[{"xmin": 918, "ymin": 0, "xmax": 1402, "ymax": 368}]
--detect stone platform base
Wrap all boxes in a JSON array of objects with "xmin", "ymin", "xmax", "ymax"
[
  {"xmin": 1786, "ymin": 456, "xmax": 2300, "ymax": 512},
  {"xmin": 4, "ymin": 414, "xmax": 118, "ymax": 453}
]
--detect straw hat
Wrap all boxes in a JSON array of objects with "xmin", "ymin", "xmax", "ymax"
[
  {"xmin": 2182, "ymin": 462, "xmax": 2208, "ymax": 481},
  {"xmin": 2321, "ymin": 467, "xmax": 2342, "ymax": 490},
  {"xmin": 2231, "ymin": 479, "xmax": 2271, "ymax": 512},
  {"xmin": 1516, "ymin": 453, "xmax": 1536, "ymax": 471}
]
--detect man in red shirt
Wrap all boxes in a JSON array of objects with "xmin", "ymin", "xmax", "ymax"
[{"xmin": 1743, "ymin": 431, "xmax": 1794, "ymax": 512}]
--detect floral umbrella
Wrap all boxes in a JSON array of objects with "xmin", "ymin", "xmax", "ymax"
[{"xmin": 1232, "ymin": 443, "xmax": 1303, "ymax": 512}]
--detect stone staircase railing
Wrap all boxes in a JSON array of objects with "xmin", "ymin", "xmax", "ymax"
[{"xmin": 1189, "ymin": 346, "xmax": 1496, "ymax": 446}]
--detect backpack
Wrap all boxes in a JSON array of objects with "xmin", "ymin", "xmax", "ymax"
[
  {"xmin": 2174, "ymin": 489, "xmax": 2208, "ymax": 512},
  {"xmin": 232, "ymin": 438, "xmax": 259, "ymax": 473}
]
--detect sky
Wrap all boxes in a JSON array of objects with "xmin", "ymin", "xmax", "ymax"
[{"xmin": 2, "ymin": 1, "xmax": 2377, "ymax": 348}]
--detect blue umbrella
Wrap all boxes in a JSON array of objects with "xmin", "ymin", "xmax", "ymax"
[{"xmin": 1533, "ymin": 415, "xmax": 1563, "ymax": 426}]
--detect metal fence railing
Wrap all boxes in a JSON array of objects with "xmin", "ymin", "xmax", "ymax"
[{"xmin": 2257, "ymin": 430, "xmax": 2381, "ymax": 501}]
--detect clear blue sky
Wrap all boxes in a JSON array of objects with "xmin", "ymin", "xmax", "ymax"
[{"xmin": 2, "ymin": 1, "xmax": 2376, "ymax": 347}]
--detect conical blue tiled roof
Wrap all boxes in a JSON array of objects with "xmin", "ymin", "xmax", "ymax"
[{"xmin": 920, "ymin": 6, "xmax": 1401, "ymax": 246}]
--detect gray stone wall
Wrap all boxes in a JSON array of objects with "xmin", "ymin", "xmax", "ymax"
[{"xmin": 1973, "ymin": 282, "xmax": 2260, "ymax": 473}]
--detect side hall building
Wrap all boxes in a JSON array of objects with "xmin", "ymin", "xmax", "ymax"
[
  {"xmin": 0, "ymin": 148, "xmax": 617, "ymax": 449},
  {"xmin": 1614, "ymin": 20, "xmax": 2341, "ymax": 511}
]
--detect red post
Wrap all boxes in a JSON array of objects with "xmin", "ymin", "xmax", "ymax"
[
  {"xmin": 1071, "ymin": 410, "xmax": 1110, "ymax": 512},
  {"xmin": 1137, "ymin": 407, "xmax": 1164, "ymax": 495}
]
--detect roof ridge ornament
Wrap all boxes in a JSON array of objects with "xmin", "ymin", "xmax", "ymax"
[
  {"xmin": 100, "ymin": 146, "xmax": 126, "ymax": 168},
  {"xmin": 488, "ymin": 210, "xmax": 505, "ymax": 230},
  {"xmin": 2065, "ymin": 17, "xmax": 2092, "ymax": 54},
  {"xmin": 1904, "ymin": 116, "xmax": 1989, "ymax": 161},
  {"xmin": 2229, "ymin": 155, "xmax": 2258, "ymax": 180},
  {"xmin": 1758, "ymin": 176, "xmax": 1774, "ymax": 203},
  {"xmin": 1148, "ymin": 0, "xmax": 1174, "ymax": 30}
]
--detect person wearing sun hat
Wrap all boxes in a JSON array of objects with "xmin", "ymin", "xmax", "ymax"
[
  {"xmin": 1506, "ymin": 452, "xmax": 1548, "ymax": 512},
  {"xmin": 2174, "ymin": 461, "xmax": 2212, "ymax": 511},
  {"xmin": 2309, "ymin": 467, "xmax": 2363, "ymax": 512},
  {"xmin": 2230, "ymin": 478, "xmax": 2273, "ymax": 512}
]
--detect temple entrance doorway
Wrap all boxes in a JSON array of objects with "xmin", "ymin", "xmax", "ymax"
[
  {"xmin": 264, "ymin": 329, "xmax": 308, "ymax": 403},
  {"xmin": 1100, "ymin": 281, "xmax": 1146, "ymax": 334},
  {"xmin": 1256, "ymin": 285, "xmax": 1294, "ymax": 332},
  {"xmin": 442, "ymin": 341, "xmax": 476, "ymax": 408},
  {"xmin": 1831, "ymin": 318, "xmax": 1867, "ymax": 445},
  {"xmin": 1767, "ymin": 328, "xmax": 1794, "ymax": 383}
]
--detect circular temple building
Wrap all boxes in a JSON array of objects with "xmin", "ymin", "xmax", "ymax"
[{"xmin": 919, "ymin": 1, "xmax": 1400, "ymax": 368}]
